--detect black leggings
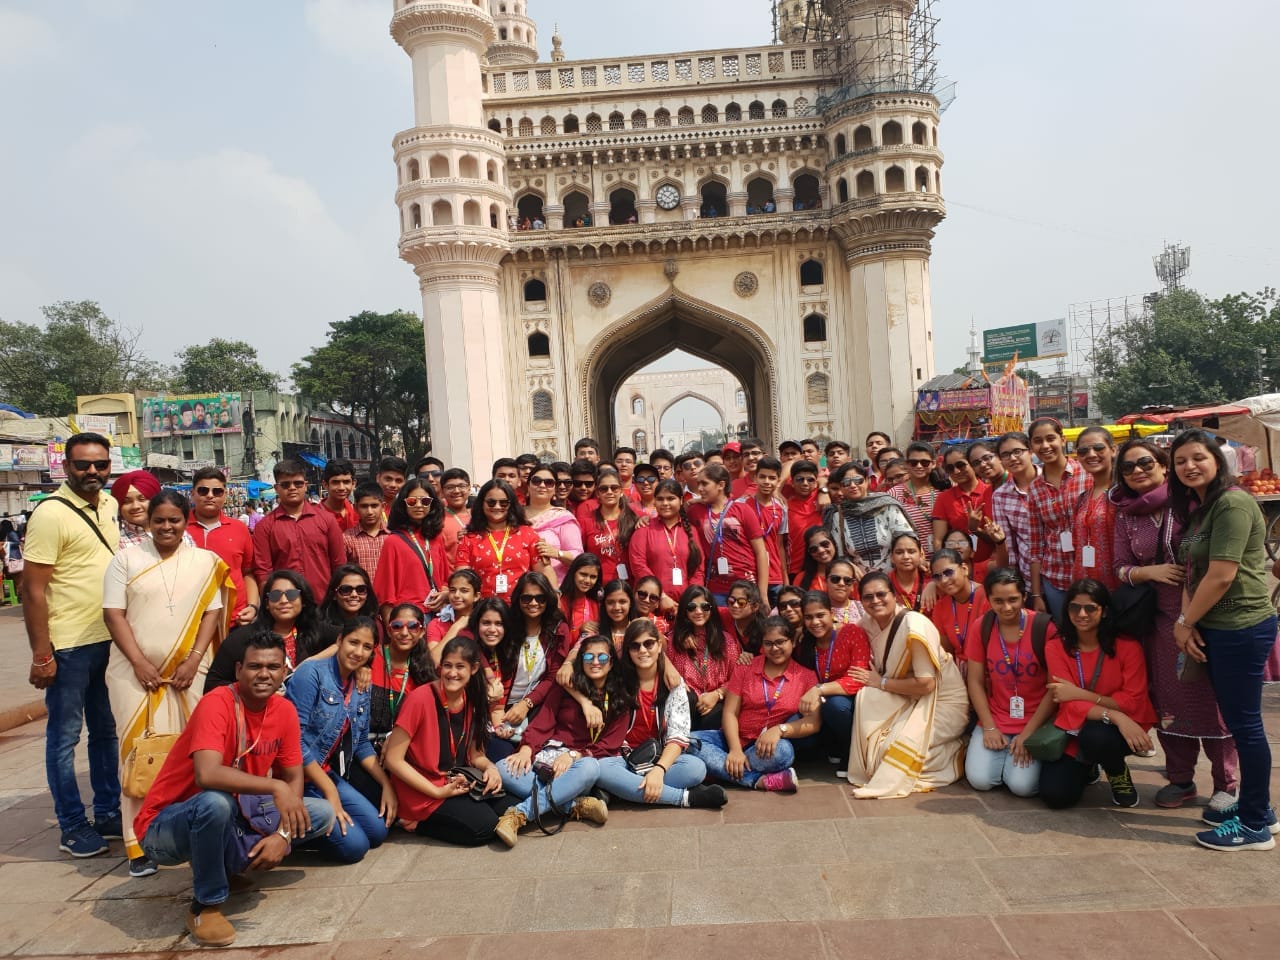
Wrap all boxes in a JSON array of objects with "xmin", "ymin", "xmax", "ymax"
[
  {"xmin": 1039, "ymin": 720, "xmax": 1134, "ymax": 809},
  {"xmin": 414, "ymin": 794, "xmax": 518, "ymax": 847},
  {"xmin": 688, "ymin": 690, "xmax": 724, "ymax": 731}
]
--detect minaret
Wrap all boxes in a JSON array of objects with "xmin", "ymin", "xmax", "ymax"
[
  {"xmin": 823, "ymin": 0, "xmax": 946, "ymax": 439},
  {"xmin": 486, "ymin": 0, "xmax": 538, "ymax": 65},
  {"xmin": 550, "ymin": 24, "xmax": 565, "ymax": 63},
  {"xmin": 391, "ymin": 0, "xmax": 513, "ymax": 470}
]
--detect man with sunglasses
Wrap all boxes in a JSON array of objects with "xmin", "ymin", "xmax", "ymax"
[
  {"xmin": 22, "ymin": 432, "xmax": 122, "ymax": 858},
  {"xmin": 188, "ymin": 466, "xmax": 259, "ymax": 626},
  {"xmin": 252, "ymin": 459, "xmax": 345, "ymax": 600},
  {"xmin": 567, "ymin": 458, "xmax": 599, "ymax": 524},
  {"xmin": 414, "ymin": 455, "xmax": 445, "ymax": 497}
]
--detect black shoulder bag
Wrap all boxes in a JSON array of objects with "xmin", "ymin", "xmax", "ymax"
[{"xmin": 1109, "ymin": 511, "xmax": 1168, "ymax": 637}]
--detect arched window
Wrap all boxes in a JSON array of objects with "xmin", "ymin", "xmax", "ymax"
[
  {"xmin": 701, "ymin": 103, "xmax": 719, "ymax": 123},
  {"xmin": 856, "ymin": 169, "xmax": 875, "ymax": 198},
  {"xmin": 527, "ymin": 331, "xmax": 550, "ymax": 357},
  {"xmin": 563, "ymin": 190, "xmax": 590, "ymax": 227},
  {"xmin": 771, "ymin": 99, "xmax": 788, "ymax": 118},
  {"xmin": 916, "ymin": 166, "xmax": 931, "ymax": 192},
  {"xmin": 746, "ymin": 176, "xmax": 775, "ymax": 212},
  {"xmin": 489, "ymin": 203, "xmax": 500, "ymax": 228},
  {"xmin": 516, "ymin": 194, "xmax": 544, "ymax": 223},
  {"xmin": 431, "ymin": 199, "xmax": 453, "ymax": 225},
  {"xmin": 803, "ymin": 314, "xmax": 827, "ymax": 342},
  {"xmin": 631, "ymin": 396, "xmax": 644, "ymax": 416},
  {"xmin": 886, "ymin": 166, "xmax": 906, "ymax": 193},
  {"xmin": 324, "ymin": 430, "xmax": 333, "ymax": 460},
  {"xmin": 735, "ymin": 389, "xmax": 746, "ymax": 409},
  {"xmin": 609, "ymin": 187, "xmax": 638, "ymax": 224},
  {"xmin": 633, "ymin": 430, "xmax": 647, "ymax": 453},
  {"xmin": 540, "ymin": 116, "xmax": 557, "ymax": 136},
  {"xmin": 531, "ymin": 390, "xmax": 553, "ymax": 422},
  {"xmin": 792, "ymin": 173, "xmax": 821, "ymax": 210},
  {"xmin": 631, "ymin": 110, "xmax": 647, "ymax": 128},
  {"xmin": 725, "ymin": 102, "xmax": 742, "ymax": 122},
  {"xmin": 608, "ymin": 111, "xmax": 625, "ymax": 130},
  {"xmin": 800, "ymin": 259, "xmax": 824, "ymax": 286},
  {"xmin": 499, "ymin": 27, "xmax": 508, "ymax": 40},
  {"xmin": 428, "ymin": 154, "xmax": 449, "ymax": 178},
  {"xmin": 834, "ymin": 134, "xmax": 847, "ymax": 155},
  {"xmin": 488, "ymin": 119, "xmax": 502, "ymax": 133},
  {"xmin": 749, "ymin": 100, "xmax": 766, "ymax": 120},
  {"xmin": 586, "ymin": 113, "xmax": 602, "ymax": 132},
  {"xmin": 408, "ymin": 203, "xmax": 422, "ymax": 229},
  {"xmin": 882, "ymin": 120, "xmax": 903, "ymax": 145},
  {"xmin": 563, "ymin": 114, "xmax": 580, "ymax": 133},
  {"xmin": 837, "ymin": 178, "xmax": 849, "ymax": 203},
  {"xmin": 459, "ymin": 155, "xmax": 479, "ymax": 179},
  {"xmin": 518, "ymin": 117, "xmax": 534, "ymax": 137},
  {"xmin": 678, "ymin": 107, "xmax": 695, "ymax": 126},
  {"xmin": 700, "ymin": 180, "xmax": 728, "ymax": 218},
  {"xmin": 654, "ymin": 108, "xmax": 671, "ymax": 127},
  {"xmin": 793, "ymin": 96, "xmax": 810, "ymax": 117},
  {"xmin": 912, "ymin": 121, "xmax": 928, "ymax": 145},
  {"xmin": 806, "ymin": 373, "xmax": 830, "ymax": 407},
  {"xmin": 486, "ymin": 160, "xmax": 499, "ymax": 182},
  {"xmin": 523, "ymin": 278, "xmax": 547, "ymax": 302},
  {"xmin": 407, "ymin": 158, "xmax": 421, "ymax": 181},
  {"xmin": 463, "ymin": 200, "xmax": 481, "ymax": 225},
  {"xmin": 853, "ymin": 124, "xmax": 873, "ymax": 149}
]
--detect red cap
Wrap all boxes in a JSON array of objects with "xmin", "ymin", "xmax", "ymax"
[{"xmin": 722, "ymin": 441, "xmax": 741, "ymax": 453}]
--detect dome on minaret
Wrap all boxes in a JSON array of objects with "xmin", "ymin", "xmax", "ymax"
[
  {"xmin": 550, "ymin": 23, "xmax": 565, "ymax": 62},
  {"xmin": 487, "ymin": 0, "xmax": 538, "ymax": 65},
  {"xmin": 774, "ymin": 0, "xmax": 832, "ymax": 43}
]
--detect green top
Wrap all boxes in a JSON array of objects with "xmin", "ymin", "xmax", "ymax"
[{"xmin": 1179, "ymin": 488, "xmax": 1273, "ymax": 631}]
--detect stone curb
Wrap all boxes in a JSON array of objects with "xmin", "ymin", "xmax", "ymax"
[{"xmin": 0, "ymin": 699, "xmax": 46, "ymax": 734}]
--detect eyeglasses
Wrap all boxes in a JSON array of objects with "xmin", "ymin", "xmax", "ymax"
[
  {"xmin": 443, "ymin": 483, "xmax": 470, "ymax": 494},
  {"xmin": 335, "ymin": 584, "xmax": 368, "ymax": 596},
  {"xmin": 1076, "ymin": 443, "xmax": 1110, "ymax": 455},
  {"xmin": 403, "ymin": 496, "xmax": 432, "ymax": 506},
  {"xmin": 484, "ymin": 498, "xmax": 510, "ymax": 508},
  {"xmin": 930, "ymin": 567, "xmax": 959, "ymax": 582},
  {"xmin": 389, "ymin": 619, "xmax": 423, "ymax": 631},
  {"xmin": 686, "ymin": 601, "xmax": 713, "ymax": 613},
  {"xmin": 529, "ymin": 476, "xmax": 556, "ymax": 487},
  {"xmin": 971, "ymin": 453, "xmax": 997, "ymax": 466},
  {"xmin": 277, "ymin": 480, "xmax": 307, "ymax": 490},
  {"xmin": 266, "ymin": 588, "xmax": 302, "ymax": 602},
  {"xmin": 634, "ymin": 476, "xmax": 658, "ymax": 484},
  {"xmin": 726, "ymin": 596, "xmax": 754, "ymax": 607},
  {"xmin": 582, "ymin": 652, "xmax": 611, "ymax": 664},
  {"xmin": 908, "ymin": 458, "xmax": 933, "ymax": 467},
  {"xmin": 571, "ymin": 480, "xmax": 595, "ymax": 489},
  {"xmin": 841, "ymin": 476, "xmax": 866, "ymax": 487},
  {"xmin": 596, "ymin": 484, "xmax": 621, "ymax": 493},
  {"xmin": 628, "ymin": 638, "xmax": 659, "ymax": 652},
  {"xmin": 519, "ymin": 594, "xmax": 547, "ymax": 606},
  {"xmin": 71, "ymin": 459, "xmax": 111, "ymax": 472},
  {"xmin": 861, "ymin": 590, "xmax": 892, "ymax": 602},
  {"xmin": 195, "ymin": 485, "xmax": 226, "ymax": 496},
  {"xmin": 1068, "ymin": 602, "xmax": 1101, "ymax": 615},
  {"xmin": 999, "ymin": 448, "xmax": 1029, "ymax": 460},
  {"xmin": 792, "ymin": 474, "xmax": 816, "ymax": 483},
  {"xmin": 827, "ymin": 574, "xmax": 855, "ymax": 585},
  {"xmin": 777, "ymin": 599, "xmax": 802, "ymax": 610},
  {"xmin": 944, "ymin": 461, "xmax": 971, "ymax": 473},
  {"xmin": 761, "ymin": 639, "xmax": 791, "ymax": 650},
  {"xmin": 635, "ymin": 591, "xmax": 659, "ymax": 602},
  {"xmin": 883, "ymin": 474, "xmax": 907, "ymax": 485},
  {"xmin": 808, "ymin": 540, "xmax": 834, "ymax": 554},
  {"xmin": 1120, "ymin": 456, "xmax": 1157, "ymax": 475}
]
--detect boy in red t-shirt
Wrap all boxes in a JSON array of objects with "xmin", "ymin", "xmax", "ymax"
[
  {"xmin": 742, "ymin": 456, "xmax": 789, "ymax": 605},
  {"xmin": 134, "ymin": 635, "xmax": 334, "ymax": 948}
]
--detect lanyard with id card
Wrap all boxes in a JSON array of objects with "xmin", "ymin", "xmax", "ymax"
[
  {"xmin": 996, "ymin": 614, "xmax": 1027, "ymax": 720},
  {"xmin": 706, "ymin": 507, "xmax": 731, "ymax": 578}
]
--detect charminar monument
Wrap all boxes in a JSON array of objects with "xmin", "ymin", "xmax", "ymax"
[{"xmin": 390, "ymin": 0, "xmax": 948, "ymax": 468}]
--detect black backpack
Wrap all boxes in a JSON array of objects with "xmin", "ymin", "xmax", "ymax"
[{"xmin": 978, "ymin": 610, "xmax": 1052, "ymax": 667}]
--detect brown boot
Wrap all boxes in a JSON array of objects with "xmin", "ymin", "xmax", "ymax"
[
  {"xmin": 572, "ymin": 795, "xmax": 609, "ymax": 825},
  {"xmin": 495, "ymin": 808, "xmax": 527, "ymax": 848},
  {"xmin": 185, "ymin": 905, "xmax": 236, "ymax": 947}
]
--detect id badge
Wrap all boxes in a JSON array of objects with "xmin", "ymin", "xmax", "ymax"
[
  {"xmin": 1059, "ymin": 531, "xmax": 1074, "ymax": 553},
  {"xmin": 1080, "ymin": 544, "xmax": 1096, "ymax": 568},
  {"xmin": 494, "ymin": 573, "xmax": 509, "ymax": 595},
  {"xmin": 716, "ymin": 557, "xmax": 730, "ymax": 576},
  {"xmin": 672, "ymin": 567, "xmax": 684, "ymax": 586},
  {"xmin": 1009, "ymin": 695, "xmax": 1025, "ymax": 720},
  {"xmin": 616, "ymin": 563, "xmax": 628, "ymax": 580}
]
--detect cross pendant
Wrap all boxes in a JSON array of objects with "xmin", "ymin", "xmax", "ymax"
[{"xmin": 166, "ymin": 600, "xmax": 175, "ymax": 615}]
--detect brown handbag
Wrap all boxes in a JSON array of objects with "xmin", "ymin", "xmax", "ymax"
[{"xmin": 122, "ymin": 682, "xmax": 190, "ymax": 799}]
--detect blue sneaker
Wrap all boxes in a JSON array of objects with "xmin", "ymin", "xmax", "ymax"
[
  {"xmin": 93, "ymin": 815, "xmax": 123, "ymax": 840},
  {"xmin": 58, "ymin": 823, "xmax": 109, "ymax": 858},
  {"xmin": 1202, "ymin": 803, "xmax": 1280, "ymax": 835},
  {"xmin": 1196, "ymin": 816, "xmax": 1277, "ymax": 852}
]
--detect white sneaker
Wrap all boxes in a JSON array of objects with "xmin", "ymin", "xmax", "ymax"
[{"xmin": 1209, "ymin": 790, "xmax": 1239, "ymax": 812}]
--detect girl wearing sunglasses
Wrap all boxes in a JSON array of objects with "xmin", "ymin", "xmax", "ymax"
[
  {"xmin": 668, "ymin": 585, "xmax": 740, "ymax": 730},
  {"xmin": 773, "ymin": 585, "xmax": 806, "ymax": 642},
  {"xmin": 1040, "ymin": 579, "xmax": 1156, "ymax": 810},
  {"xmin": 497, "ymin": 571, "xmax": 570, "ymax": 736},
  {"xmin": 931, "ymin": 445, "xmax": 1001, "ymax": 566},
  {"xmin": 525, "ymin": 464, "xmax": 583, "ymax": 586},
  {"xmin": 373, "ymin": 478, "xmax": 451, "ymax": 619},
  {"xmin": 455, "ymin": 479, "xmax": 548, "ymax": 602},
  {"xmin": 579, "ymin": 466, "xmax": 639, "ymax": 585},
  {"xmin": 369, "ymin": 603, "xmax": 435, "ymax": 753},
  {"xmin": 1069, "ymin": 427, "xmax": 1119, "ymax": 589},
  {"xmin": 721, "ymin": 580, "xmax": 765, "ymax": 661},
  {"xmin": 593, "ymin": 620, "xmax": 727, "ymax": 809},
  {"xmin": 319, "ymin": 564, "xmax": 380, "ymax": 630},
  {"xmin": 495, "ymin": 635, "xmax": 627, "ymax": 846},
  {"xmin": 794, "ymin": 525, "xmax": 835, "ymax": 591},
  {"xmin": 927, "ymin": 548, "xmax": 989, "ymax": 663},
  {"xmin": 631, "ymin": 575, "xmax": 672, "ymax": 638},
  {"xmin": 886, "ymin": 441, "xmax": 948, "ymax": 560},
  {"xmin": 825, "ymin": 557, "xmax": 865, "ymax": 626}
]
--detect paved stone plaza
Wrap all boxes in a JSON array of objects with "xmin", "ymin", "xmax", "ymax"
[{"xmin": 1, "ymin": 608, "xmax": 1278, "ymax": 958}]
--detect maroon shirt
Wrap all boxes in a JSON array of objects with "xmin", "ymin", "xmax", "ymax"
[{"xmin": 251, "ymin": 503, "xmax": 345, "ymax": 599}]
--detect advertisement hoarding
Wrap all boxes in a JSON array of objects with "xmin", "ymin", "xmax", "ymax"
[
  {"xmin": 982, "ymin": 319, "xmax": 1068, "ymax": 364},
  {"xmin": 143, "ymin": 393, "xmax": 243, "ymax": 438}
]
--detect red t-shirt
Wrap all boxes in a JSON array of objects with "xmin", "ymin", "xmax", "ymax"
[
  {"xmin": 578, "ymin": 513, "xmax": 628, "ymax": 583},
  {"xmin": 782, "ymin": 488, "xmax": 822, "ymax": 575},
  {"xmin": 930, "ymin": 483, "xmax": 994, "ymax": 562},
  {"xmin": 1046, "ymin": 636, "xmax": 1156, "ymax": 752},
  {"xmin": 187, "ymin": 513, "xmax": 254, "ymax": 619},
  {"xmin": 625, "ymin": 683, "xmax": 660, "ymax": 747},
  {"xmin": 133, "ymin": 686, "xmax": 302, "ymax": 843},
  {"xmin": 804, "ymin": 624, "xmax": 872, "ymax": 695},
  {"xmin": 390, "ymin": 683, "xmax": 469, "ymax": 822},
  {"xmin": 626, "ymin": 520, "xmax": 703, "ymax": 604},
  {"xmin": 929, "ymin": 584, "xmax": 989, "ymax": 662},
  {"xmin": 373, "ymin": 530, "xmax": 452, "ymax": 609},
  {"xmin": 687, "ymin": 500, "xmax": 764, "ymax": 594},
  {"xmin": 321, "ymin": 498, "xmax": 360, "ymax": 532},
  {"xmin": 964, "ymin": 612, "xmax": 1053, "ymax": 735},
  {"xmin": 455, "ymin": 525, "xmax": 543, "ymax": 601},
  {"xmin": 738, "ymin": 495, "xmax": 787, "ymax": 586},
  {"xmin": 729, "ymin": 657, "xmax": 818, "ymax": 743},
  {"xmin": 731, "ymin": 475, "xmax": 757, "ymax": 499}
]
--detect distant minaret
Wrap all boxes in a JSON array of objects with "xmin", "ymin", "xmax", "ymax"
[
  {"xmin": 487, "ymin": 0, "xmax": 538, "ymax": 65},
  {"xmin": 967, "ymin": 324, "xmax": 984, "ymax": 378}
]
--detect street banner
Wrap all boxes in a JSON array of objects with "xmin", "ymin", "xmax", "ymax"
[{"xmin": 143, "ymin": 393, "xmax": 243, "ymax": 438}]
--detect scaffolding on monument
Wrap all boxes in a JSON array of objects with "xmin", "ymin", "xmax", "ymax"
[
  {"xmin": 815, "ymin": 0, "xmax": 955, "ymax": 114},
  {"xmin": 1067, "ymin": 295, "xmax": 1147, "ymax": 375}
]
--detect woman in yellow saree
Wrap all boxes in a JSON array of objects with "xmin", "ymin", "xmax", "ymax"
[
  {"xmin": 846, "ymin": 570, "xmax": 968, "ymax": 798},
  {"xmin": 103, "ymin": 491, "xmax": 234, "ymax": 875}
]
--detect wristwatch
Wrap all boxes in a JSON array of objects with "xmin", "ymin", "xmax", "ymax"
[
  {"xmin": 1176, "ymin": 613, "xmax": 1192, "ymax": 627},
  {"xmin": 779, "ymin": 723, "xmax": 791, "ymax": 735},
  {"xmin": 568, "ymin": 750, "xmax": 581, "ymax": 759},
  {"xmin": 276, "ymin": 827, "xmax": 291, "ymax": 841},
  {"xmin": 819, "ymin": 486, "xmax": 828, "ymax": 494}
]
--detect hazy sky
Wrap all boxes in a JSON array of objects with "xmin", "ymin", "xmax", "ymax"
[{"xmin": 2, "ymin": 0, "xmax": 1275, "ymax": 397}]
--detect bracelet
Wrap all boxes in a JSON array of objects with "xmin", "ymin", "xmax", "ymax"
[
  {"xmin": 244, "ymin": 603, "xmax": 259, "ymax": 611},
  {"xmin": 186, "ymin": 648, "xmax": 206, "ymax": 662},
  {"xmin": 1095, "ymin": 694, "xmax": 1102, "ymax": 705},
  {"xmin": 522, "ymin": 698, "xmax": 534, "ymax": 710},
  {"xmin": 31, "ymin": 654, "xmax": 54, "ymax": 667},
  {"xmin": 654, "ymin": 762, "xmax": 668, "ymax": 773},
  {"xmin": 1029, "ymin": 594, "xmax": 1042, "ymax": 599},
  {"xmin": 880, "ymin": 675, "xmax": 888, "ymax": 690},
  {"xmin": 984, "ymin": 726, "xmax": 997, "ymax": 732}
]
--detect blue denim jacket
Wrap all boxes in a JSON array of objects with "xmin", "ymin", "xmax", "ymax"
[{"xmin": 285, "ymin": 656, "xmax": 374, "ymax": 769}]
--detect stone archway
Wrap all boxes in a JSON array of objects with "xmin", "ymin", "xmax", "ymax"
[{"xmin": 579, "ymin": 291, "xmax": 778, "ymax": 454}]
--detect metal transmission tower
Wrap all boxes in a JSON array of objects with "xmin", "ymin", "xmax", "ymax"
[{"xmin": 1153, "ymin": 242, "xmax": 1191, "ymax": 294}]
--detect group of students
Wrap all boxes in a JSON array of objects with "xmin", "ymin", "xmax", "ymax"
[{"xmin": 54, "ymin": 423, "xmax": 1280, "ymax": 947}]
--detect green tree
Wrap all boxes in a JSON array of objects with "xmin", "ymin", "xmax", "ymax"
[
  {"xmin": 174, "ymin": 339, "xmax": 280, "ymax": 393},
  {"xmin": 1091, "ymin": 288, "xmax": 1280, "ymax": 416},
  {"xmin": 292, "ymin": 310, "xmax": 429, "ymax": 464},
  {"xmin": 0, "ymin": 300, "xmax": 171, "ymax": 414}
]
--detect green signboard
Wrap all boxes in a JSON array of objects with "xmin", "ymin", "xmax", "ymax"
[{"xmin": 983, "ymin": 320, "xmax": 1068, "ymax": 364}]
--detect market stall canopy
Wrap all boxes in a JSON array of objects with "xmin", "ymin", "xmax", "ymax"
[
  {"xmin": 1117, "ymin": 403, "xmax": 1251, "ymax": 425},
  {"xmin": 1210, "ymin": 394, "xmax": 1280, "ymax": 471}
]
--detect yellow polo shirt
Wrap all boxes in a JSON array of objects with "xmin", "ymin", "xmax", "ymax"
[{"xmin": 22, "ymin": 483, "xmax": 121, "ymax": 650}]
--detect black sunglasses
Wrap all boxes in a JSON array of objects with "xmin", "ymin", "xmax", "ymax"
[
  {"xmin": 1120, "ymin": 456, "xmax": 1156, "ymax": 475},
  {"xmin": 72, "ymin": 459, "xmax": 111, "ymax": 472}
]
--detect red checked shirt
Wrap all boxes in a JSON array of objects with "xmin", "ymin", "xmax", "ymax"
[
  {"xmin": 1027, "ymin": 461, "xmax": 1090, "ymax": 590},
  {"xmin": 343, "ymin": 527, "xmax": 389, "ymax": 583},
  {"xmin": 992, "ymin": 474, "xmax": 1037, "ymax": 579},
  {"xmin": 187, "ymin": 513, "xmax": 254, "ymax": 619}
]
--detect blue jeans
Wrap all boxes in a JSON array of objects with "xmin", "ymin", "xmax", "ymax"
[
  {"xmin": 303, "ymin": 771, "xmax": 388, "ymax": 863},
  {"xmin": 1041, "ymin": 582, "xmax": 1067, "ymax": 624},
  {"xmin": 45, "ymin": 641, "xmax": 119, "ymax": 832},
  {"xmin": 499, "ymin": 755, "xmax": 601, "ymax": 818},
  {"xmin": 1202, "ymin": 616, "xmax": 1277, "ymax": 830},
  {"xmin": 693, "ymin": 729, "xmax": 794, "ymax": 788},
  {"xmin": 142, "ymin": 790, "xmax": 334, "ymax": 906},
  {"xmin": 819, "ymin": 695, "xmax": 855, "ymax": 763},
  {"xmin": 594, "ymin": 753, "xmax": 707, "ymax": 806},
  {"xmin": 965, "ymin": 727, "xmax": 1040, "ymax": 797}
]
